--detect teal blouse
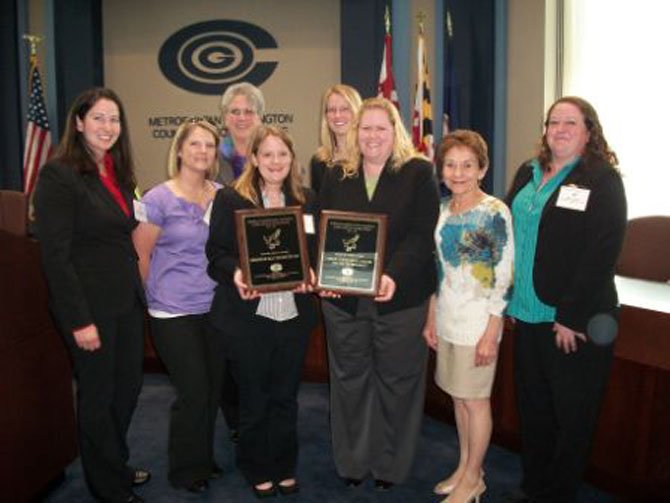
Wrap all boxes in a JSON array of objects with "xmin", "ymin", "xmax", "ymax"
[{"xmin": 506, "ymin": 158, "xmax": 578, "ymax": 323}]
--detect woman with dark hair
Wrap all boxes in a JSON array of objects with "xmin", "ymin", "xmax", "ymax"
[
  {"xmin": 310, "ymin": 84, "xmax": 362, "ymax": 193},
  {"xmin": 505, "ymin": 96, "xmax": 627, "ymax": 502},
  {"xmin": 133, "ymin": 120, "xmax": 223, "ymax": 494},
  {"xmin": 206, "ymin": 125, "xmax": 317, "ymax": 498},
  {"xmin": 424, "ymin": 130, "xmax": 514, "ymax": 503},
  {"xmin": 33, "ymin": 88, "xmax": 149, "ymax": 503}
]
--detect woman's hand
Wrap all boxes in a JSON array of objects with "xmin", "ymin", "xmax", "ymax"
[
  {"xmin": 553, "ymin": 322, "xmax": 587, "ymax": 353},
  {"xmin": 73, "ymin": 324, "xmax": 101, "ymax": 351},
  {"xmin": 293, "ymin": 268, "xmax": 316, "ymax": 294},
  {"xmin": 233, "ymin": 268, "xmax": 261, "ymax": 300},
  {"xmin": 422, "ymin": 294, "xmax": 438, "ymax": 350},
  {"xmin": 475, "ymin": 334, "xmax": 498, "ymax": 366},
  {"xmin": 475, "ymin": 315, "xmax": 503, "ymax": 366},
  {"xmin": 374, "ymin": 274, "xmax": 396, "ymax": 302}
]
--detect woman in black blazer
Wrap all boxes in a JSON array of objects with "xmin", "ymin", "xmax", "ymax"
[
  {"xmin": 33, "ymin": 88, "xmax": 148, "ymax": 503},
  {"xmin": 206, "ymin": 125, "xmax": 317, "ymax": 498},
  {"xmin": 505, "ymin": 96, "xmax": 627, "ymax": 502},
  {"xmin": 318, "ymin": 97, "xmax": 440, "ymax": 489}
]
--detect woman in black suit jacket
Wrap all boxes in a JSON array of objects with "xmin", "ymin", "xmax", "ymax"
[
  {"xmin": 206, "ymin": 125, "xmax": 317, "ymax": 498},
  {"xmin": 318, "ymin": 97, "xmax": 440, "ymax": 489},
  {"xmin": 33, "ymin": 88, "xmax": 148, "ymax": 503},
  {"xmin": 505, "ymin": 96, "xmax": 627, "ymax": 502}
]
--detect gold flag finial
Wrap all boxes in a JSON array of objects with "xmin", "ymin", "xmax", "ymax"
[
  {"xmin": 23, "ymin": 34, "xmax": 44, "ymax": 66},
  {"xmin": 384, "ymin": 6, "xmax": 391, "ymax": 34},
  {"xmin": 417, "ymin": 11, "xmax": 427, "ymax": 35}
]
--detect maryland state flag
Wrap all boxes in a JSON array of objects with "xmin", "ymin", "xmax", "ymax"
[
  {"xmin": 377, "ymin": 6, "xmax": 400, "ymax": 110},
  {"xmin": 412, "ymin": 26, "xmax": 434, "ymax": 160}
]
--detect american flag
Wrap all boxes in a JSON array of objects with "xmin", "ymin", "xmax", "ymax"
[
  {"xmin": 23, "ymin": 64, "xmax": 52, "ymax": 196},
  {"xmin": 412, "ymin": 27, "xmax": 434, "ymax": 160},
  {"xmin": 377, "ymin": 6, "xmax": 400, "ymax": 111}
]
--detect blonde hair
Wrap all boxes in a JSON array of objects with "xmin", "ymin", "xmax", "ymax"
[
  {"xmin": 342, "ymin": 97, "xmax": 423, "ymax": 178},
  {"xmin": 315, "ymin": 84, "xmax": 362, "ymax": 165},
  {"xmin": 167, "ymin": 120, "xmax": 220, "ymax": 180},
  {"xmin": 233, "ymin": 125, "xmax": 306, "ymax": 206}
]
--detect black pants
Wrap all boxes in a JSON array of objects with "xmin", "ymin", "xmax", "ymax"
[
  {"xmin": 64, "ymin": 300, "xmax": 144, "ymax": 503},
  {"xmin": 220, "ymin": 355, "xmax": 239, "ymax": 434},
  {"xmin": 151, "ymin": 314, "xmax": 224, "ymax": 487},
  {"xmin": 514, "ymin": 321, "xmax": 614, "ymax": 503},
  {"xmin": 225, "ymin": 315, "xmax": 310, "ymax": 485}
]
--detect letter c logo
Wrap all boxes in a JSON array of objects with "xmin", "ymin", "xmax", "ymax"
[{"xmin": 158, "ymin": 20, "xmax": 278, "ymax": 95}]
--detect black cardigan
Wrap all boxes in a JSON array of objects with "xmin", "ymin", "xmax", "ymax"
[
  {"xmin": 206, "ymin": 185, "xmax": 318, "ymax": 333},
  {"xmin": 505, "ymin": 156, "xmax": 627, "ymax": 332},
  {"xmin": 318, "ymin": 157, "xmax": 440, "ymax": 315}
]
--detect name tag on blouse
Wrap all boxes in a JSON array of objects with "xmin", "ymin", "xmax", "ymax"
[
  {"xmin": 303, "ymin": 214, "xmax": 315, "ymax": 234},
  {"xmin": 133, "ymin": 200, "xmax": 148, "ymax": 222},
  {"xmin": 203, "ymin": 202, "xmax": 213, "ymax": 226},
  {"xmin": 556, "ymin": 185, "xmax": 590, "ymax": 211}
]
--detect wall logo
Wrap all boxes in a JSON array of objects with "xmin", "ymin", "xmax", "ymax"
[{"xmin": 158, "ymin": 20, "xmax": 278, "ymax": 95}]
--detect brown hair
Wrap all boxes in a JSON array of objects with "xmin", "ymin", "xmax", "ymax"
[
  {"xmin": 435, "ymin": 129, "xmax": 489, "ymax": 181},
  {"xmin": 53, "ymin": 87, "xmax": 136, "ymax": 190},
  {"xmin": 233, "ymin": 125, "xmax": 305, "ymax": 206},
  {"xmin": 538, "ymin": 96, "xmax": 618, "ymax": 171}
]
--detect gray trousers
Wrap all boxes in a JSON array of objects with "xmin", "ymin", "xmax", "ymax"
[{"xmin": 322, "ymin": 298, "xmax": 429, "ymax": 483}]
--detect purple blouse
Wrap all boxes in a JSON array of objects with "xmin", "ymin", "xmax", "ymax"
[{"xmin": 142, "ymin": 182, "xmax": 221, "ymax": 315}]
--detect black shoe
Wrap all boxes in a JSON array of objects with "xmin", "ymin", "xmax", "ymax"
[
  {"xmin": 210, "ymin": 464, "xmax": 224, "ymax": 479},
  {"xmin": 177, "ymin": 479, "xmax": 209, "ymax": 493},
  {"xmin": 374, "ymin": 479, "xmax": 394, "ymax": 491},
  {"xmin": 252, "ymin": 482, "xmax": 277, "ymax": 499},
  {"xmin": 344, "ymin": 477, "xmax": 363, "ymax": 487},
  {"xmin": 125, "ymin": 493, "xmax": 144, "ymax": 503},
  {"xmin": 131, "ymin": 468, "xmax": 151, "ymax": 487},
  {"xmin": 229, "ymin": 428, "xmax": 240, "ymax": 443},
  {"xmin": 277, "ymin": 480, "xmax": 300, "ymax": 495},
  {"xmin": 502, "ymin": 489, "xmax": 531, "ymax": 502}
]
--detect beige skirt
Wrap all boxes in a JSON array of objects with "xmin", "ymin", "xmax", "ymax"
[{"xmin": 435, "ymin": 339, "xmax": 497, "ymax": 399}]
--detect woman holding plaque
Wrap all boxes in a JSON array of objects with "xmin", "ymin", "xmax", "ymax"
[
  {"xmin": 318, "ymin": 97, "xmax": 440, "ymax": 489},
  {"xmin": 505, "ymin": 96, "xmax": 626, "ymax": 502},
  {"xmin": 132, "ymin": 120, "xmax": 223, "ymax": 494},
  {"xmin": 310, "ymin": 84, "xmax": 362, "ymax": 193},
  {"xmin": 206, "ymin": 125, "xmax": 317, "ymax": 498},
  {"xmin": 423, "ymin": 130, "xmax": 514, "ymax": 503}
]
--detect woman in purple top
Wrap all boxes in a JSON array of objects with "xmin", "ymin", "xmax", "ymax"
[{"xmin": 133, "ymin": 120, "xmax": 223, "ymax": 494}]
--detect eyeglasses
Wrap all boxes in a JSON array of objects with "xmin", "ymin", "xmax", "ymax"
[
  {"xmin": 326, "ymin": 106, "xmax": 352, "ymax": 115},
  {"xmin": 228, "ymin": 108, "xmax": 257, "ymax": 117}
]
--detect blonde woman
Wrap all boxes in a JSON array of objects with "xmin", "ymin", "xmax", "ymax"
[
  {"xmin": 206, "ymin": 125, "xmax": 317, "ymax": 498},
  {"xmin": 133, "ymin": 120, "xmax": 222, "ymax": 494},
  {"xmin": 310, "ymin": 84, "xmax": 362, "ymax": 193},
  {"xmin": 318, "ymin": 97, "xmax": 440, "ymax": 490}
]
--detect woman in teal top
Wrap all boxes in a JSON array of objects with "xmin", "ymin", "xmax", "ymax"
[{"xmin": 505, "ymin": 96, "xmax": 627, "ymax": 503}]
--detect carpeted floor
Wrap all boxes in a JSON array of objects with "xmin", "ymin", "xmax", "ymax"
[{"xmin": 44, "ymin": 373, "xmax": 613, "ymax": 502}]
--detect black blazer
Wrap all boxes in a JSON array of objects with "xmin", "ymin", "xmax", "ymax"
[
  {"xmin": 206, "ymin": 185, "xmax": 318, "ymax": 333},
  {"xmin": 33, "ymin": 160, "xmax": 145, "ymax": 333},
  {"xmin": 505, "ymin": 157, "xmax": 627, "ymax": 332},
  {"xmin": 318, "ymin": 157, "xmax": 440, "ymax": 315}
]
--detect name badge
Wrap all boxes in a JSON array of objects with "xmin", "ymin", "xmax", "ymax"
[
  {"xmin": 203, "ymin": 202, "xmax": 213, "ymax": 226},
  {"xmin": 556, "ymin": 185, "xmax": 590, "ymax": 211},
  {"xmin": 133, "ymin": 200, "xmax": 148, "ymax": 222},
  {"xmin": 303, "ymin": 214, "xmax": 315, "ymax": 234}
]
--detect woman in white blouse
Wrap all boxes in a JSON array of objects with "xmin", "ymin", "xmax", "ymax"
[
  {"xmin": 423, "ymin": 130, "xmax": 514, "ymax": 503},
  {"xmin": 206, "ymin": 125, "xmax": 317, "ymax": 499}
]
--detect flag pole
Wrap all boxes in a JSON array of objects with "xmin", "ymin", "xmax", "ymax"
[{"xmin": 23, "ymin": 34, "xmax": 43, "ymax": 67}]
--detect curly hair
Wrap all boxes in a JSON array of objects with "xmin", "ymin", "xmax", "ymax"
[
  {"xmin": 538, "ymin": 96, "xmax": 618, "ymax": 171},
  {"xmin": 435, "ymin": 129, "xmax": 489, "ymax": 182}
]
